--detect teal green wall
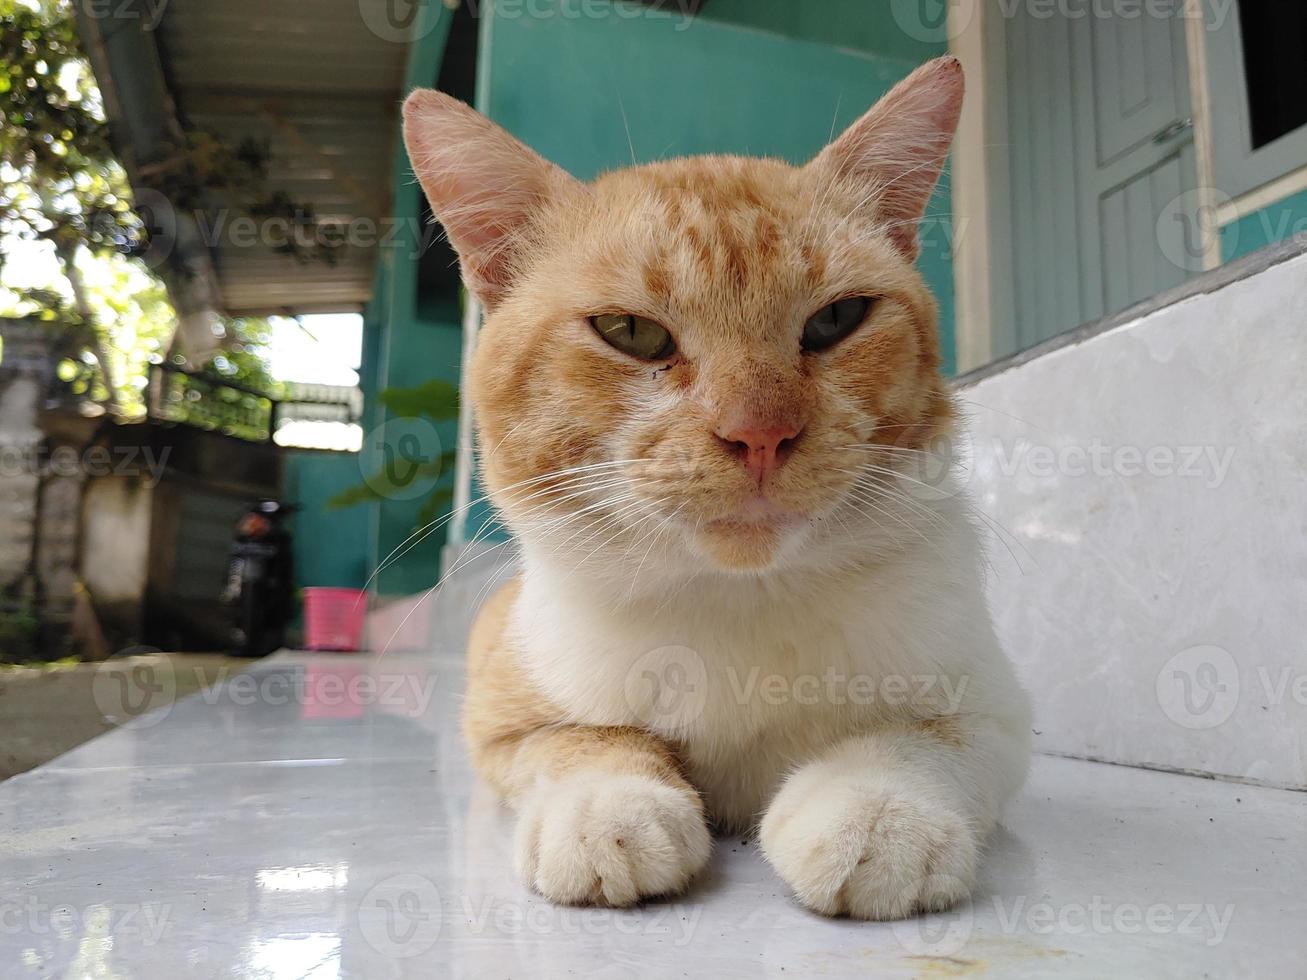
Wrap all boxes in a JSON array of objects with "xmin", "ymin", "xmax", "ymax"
[
  {"xmin": 355, "ymin": 2, "xmax": 463, "ymax": 596},
  {"xmin": 700, "ymin": 0, "xmax": 947, "ymax": 63},
  {"xmin": 285, "ymin": 450, "xmax": 371, "ymax": 589},
  {"xmin": 1220, "ymin": 187, "xmax": 1307, "ymax": 263}
]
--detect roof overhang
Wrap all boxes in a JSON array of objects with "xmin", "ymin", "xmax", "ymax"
[{"xmin": 77, "ymin": 0, "xmax": 411, "ymax": 321}]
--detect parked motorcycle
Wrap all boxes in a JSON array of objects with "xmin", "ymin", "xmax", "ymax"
[{"xmin": 222, "ymin": 500, "xmax": 297, "ymax": 657}]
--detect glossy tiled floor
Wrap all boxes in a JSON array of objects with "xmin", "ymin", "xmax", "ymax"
[{"xmin": 2, "ymin": 637, "xmax": 1304, "ymax": 978}]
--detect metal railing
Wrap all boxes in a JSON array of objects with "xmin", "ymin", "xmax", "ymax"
[{"xmin": 146, "ymin": 364, "xmax": 361, "ymax": 445}]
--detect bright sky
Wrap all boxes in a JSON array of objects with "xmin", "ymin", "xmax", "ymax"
[
  {"xmin": 266, "ymin": 313, "xmax": 363, "ymax": 387},
  {"xmin": 2, "ymin": 236, "xmax": 364, "ymax": 388}
]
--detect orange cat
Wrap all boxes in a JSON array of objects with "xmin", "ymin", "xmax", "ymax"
[{"xmin": 404, "ymin": 57, "xmax": 1030, "ymax": 920}]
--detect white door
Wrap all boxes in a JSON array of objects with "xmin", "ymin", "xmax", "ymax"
[{"xmin": 998, "ymin": 5, "xmax": 1198, "ymax": 352}]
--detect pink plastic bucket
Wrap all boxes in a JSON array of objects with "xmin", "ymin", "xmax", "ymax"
[{"xmin": 303, "ymin": 587, "xmax": 367, "ymax": 651}]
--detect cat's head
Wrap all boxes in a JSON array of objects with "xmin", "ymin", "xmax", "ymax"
[{"xmin": 404, "ymin": 57, "xmax": 962, "ymax": 579}]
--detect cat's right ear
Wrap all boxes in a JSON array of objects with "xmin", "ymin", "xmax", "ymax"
[{"xmin": 403, "ymin": 90, "xmax": 581, "ymax": 308}]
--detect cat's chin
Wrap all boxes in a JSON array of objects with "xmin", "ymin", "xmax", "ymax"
[{"xmin": 695, "ymin": 514, "xmax": 803, "ymax": 571}]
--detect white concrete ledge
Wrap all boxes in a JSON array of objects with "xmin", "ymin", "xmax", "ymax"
[{"xmin": 2, "ymin": 639, "xmax": 1303, "ymax": 977}]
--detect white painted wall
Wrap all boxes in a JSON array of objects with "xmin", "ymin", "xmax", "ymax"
[
  {"xmin": 961, "ymin": 252, "xmax": 1307, "ymax": 790},
  {"xmin": 80, "ymin": 478, "xmax": 152, "ymax": 606}
]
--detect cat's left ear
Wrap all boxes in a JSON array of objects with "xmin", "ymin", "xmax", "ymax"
[
  {"xmin": 403, "ymin": 89, "xmax": 583, "ymax": 308},
  {"xmin": 809, "ymin": 56, "xmax": 964, "ymax": 262}
]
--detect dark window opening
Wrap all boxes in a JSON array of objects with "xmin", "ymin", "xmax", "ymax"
[
  {"xmin": 1237, "ymin": 3, "xmax": 1307, "ymax": 149},
  {"xmin": 415, "ymin": 0, "xmax": 481, "ymax": 321}
]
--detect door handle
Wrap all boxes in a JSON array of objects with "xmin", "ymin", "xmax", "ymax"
[{"xmin": 1152, "ymin": 117, "xmax": 1194, "ymax": 145}]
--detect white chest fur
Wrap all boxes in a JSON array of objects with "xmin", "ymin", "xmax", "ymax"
[{"xmin": 508, "ymin": 509, "xmax": 1020, "ymax": 827}]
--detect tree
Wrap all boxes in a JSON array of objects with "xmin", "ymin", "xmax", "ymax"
[
  {"xmin": 0, "ymin": 0, "xmax": 145, "ymax": 409},
  {"xmin": 1, "ymin": 0, "xmax": 324, "ymax": 414}
]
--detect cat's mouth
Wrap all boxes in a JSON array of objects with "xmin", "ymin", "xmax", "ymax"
[
  {"xmin": 703, "ymin": 494, "xmax": 804, "ymax": 531},
  {"xmin": 694, "ymin": 496, "xmax": 807, "ymax": 568},
  {"xmin": 703, "ymin": 513, "xmax": 800, "ymax": 534}
]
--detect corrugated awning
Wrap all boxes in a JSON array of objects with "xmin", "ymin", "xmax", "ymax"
[{"xmin": 82, "ymin": 0, "xmax": 412, "ymax": 319}]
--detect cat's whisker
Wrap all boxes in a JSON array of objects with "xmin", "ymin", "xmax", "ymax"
[
  {"xmin": 836, "ymin": 464, "xmax": 954, "ymax": 550},
  {"xmin": 843, "ymin": 485, "xmax": 947, "ymax": 562},
  {"xmin": 852, "ymin": 478, "xmax": 953, "ymax": 538},
  {"xmin": 366, "ymin": 467, "xmax": 646, "ymax": 588},
  {"xmin": 371, "ymin": 465, "xmax": 650, "ymax": 645},
  {"xmin": 970, "ymin": 508, "xmax": 1035, "ymax": 572},
  {"xmin": 377, "ymin": 516, "xmax": 515, "ymax": 659},
  {"xmin": 527, "ymin": 489, "xmax": 650, "ymax": 543},
  {"xmin": 557, "ymin": 497, "xmax": 668, "ymax": 584},
  {"xmin": 625, "ymin": 499, "xmax": 688, "ymax": 601},
  {"xmin": 841, "ymin": 457, "xmax": 955, "ymax": 501}
]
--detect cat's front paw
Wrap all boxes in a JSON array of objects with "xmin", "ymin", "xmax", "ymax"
[
  {"xmin": 514, "ymin": 772, "xmax": 711, "ymax": 907},
  {"xmin": 760, "ymin": 770, "xmax": 976, "ymax": 920}
]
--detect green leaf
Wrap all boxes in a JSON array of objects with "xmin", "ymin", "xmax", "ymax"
[
  {"xmin": 416, "ymin": 488, "xmax": 455, "ymax": 527},
  {"xmin": 325, "ymin": 481, "xmax": 387, "ymax": 510},
  {"xmin": 378, "ymin": 379, "xmax": 460, "ymax": 421}
]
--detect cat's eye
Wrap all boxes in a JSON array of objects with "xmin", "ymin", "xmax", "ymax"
[
  {"xmin": 801, "ymin": 296, "xmax": 875, "ymax": 352},
  {"xmin": 591, "ymin": 313, "xmax": 676, "ymax": 361}
]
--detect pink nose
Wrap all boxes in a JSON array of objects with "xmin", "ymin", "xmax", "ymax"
[{"xmin": 714, "ymin": 421, "xmax": 804, "ymax": 483}]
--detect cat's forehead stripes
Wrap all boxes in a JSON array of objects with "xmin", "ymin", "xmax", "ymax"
[{"xmin": 590, "ymin": 157, "xmax": 836, "ymax": 312}]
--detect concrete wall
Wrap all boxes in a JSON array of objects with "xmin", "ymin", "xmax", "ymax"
[
  {"xmin": 960, "ymin": 247, "xmax": 1307, "ymax": 790},
  {"xmin": 80, "ymin": 476, "xmax": 152, "ymax": 629},
  {"xmin": 0, "ymin": 374, "xmax": 41, "ymax": 593}
]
